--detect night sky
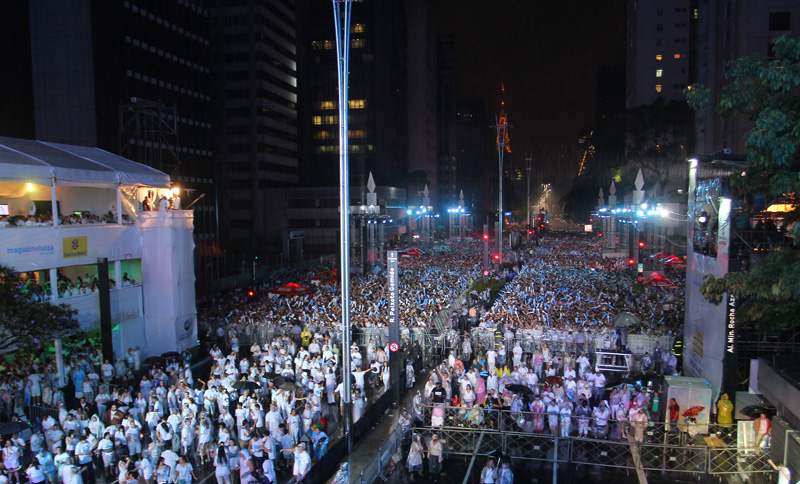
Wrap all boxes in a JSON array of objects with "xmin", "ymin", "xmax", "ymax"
[{"xmin": 434, "ymin": 0, "xmax": 627, "ymax": 189}]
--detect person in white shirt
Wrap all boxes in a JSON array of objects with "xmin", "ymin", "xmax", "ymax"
[
  {"xmin": 480, "ymin": 459, "xmax": 498, "ymax": 484},
  {"xmin": 174, "ymin": 456, "xmax": 196, "ymax": 484}
]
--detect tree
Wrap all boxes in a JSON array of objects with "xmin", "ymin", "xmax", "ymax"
[
  {"xmin": 0, "ymin": 264, "xmax": 79, "ymax": 352},
  {"xmin": 624, "ymin": 98, "xmax": 695, "ymax": 196},
  {"xmin": 687, "ymin": 35, "xmax": 800, "ymax": 330}
]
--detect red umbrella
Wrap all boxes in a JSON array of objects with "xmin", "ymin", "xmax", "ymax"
[
  {"xmin": 268, "ymin": 282, "xmax": 315, "ymax": 297},
  {"xmin": 546, "ymin": 376, "xmax": 563, "ymax": 386},
  {"xmin": 683, "ymin": 406, "xmax": 704, "ymax": 417}
]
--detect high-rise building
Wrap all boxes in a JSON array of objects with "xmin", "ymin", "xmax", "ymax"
[
  {"xmin": 437, "ymin": 35, "xmax": 458, "ymax": 207},
  {"xmin": 210, "ymin": 0, "xmax": 299, "ymax": 249},
  {"xmin": 10, "ymin": 0, "xmax": 218, "ymax": 241},
  {"xmin": 694, "ymin": 0, "xmax": 800, "ymax": 155},
  {"xmin": 456, "ymin": 100, "xmax": 493, "ymax": 216},
  {"xmin": 297, "ymin": 0, "xmax": 437, "ymax": 207},
  {"xmin": 626, "ymin": 0, "xmax": 694, "ymax": 108}
]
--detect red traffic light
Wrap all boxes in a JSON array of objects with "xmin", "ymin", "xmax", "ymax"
[
  {"xmin": 628, "ymin": 258, "xmax": 635, "ymax": 265},
  {"xmin": 598, "ymin": 233, "xmax": 603, "ymax": 237},
  {"xmin": 638, "ymin": 241, "xmax": 646, "ymax": 248},
  {"xmin": 528, "ymin": 230, "xmax": 533, "ymax": 235},
  {"xmin": 483, "ymin": 234, "xmax": 489, "ymax": 240},
  {"xmin": 247, "ymin": 291, "xmax": 254, "ymax": 297},
  {"xmin": 482, "ymin": 270, "xmax": 490, "ymax": 276},
  {"xmin": 493, "ymin": 254, "xmax": 500, "ymax": 261}
]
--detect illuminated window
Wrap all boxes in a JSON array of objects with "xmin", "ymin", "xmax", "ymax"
[
  {"xmin": 349, "ymin": 144, "xmax": 374, "ymax": 154},
  {"xmin": 656, "ymin": 54, "xmax": 663, "ymax": 61},
  {"xmin": 314, "ymin": 145, "xmax": 339, "ymax": 154},
  {"xmin": 351, "ymin": 39, "xmax": 366, "ymax": 48},
  {"xmin": 349, "ymin": 130, "xmax": 368, "ymax": 138},
  {"xmin": 313, "ymin": 131, "xmax": 335, "ymax": 140},
  {"xmin": 315, "ymin": 101, "xmax": 336, "ymax": 110},
  {"xmin": 312, "ymin": 115, "xmax": 338, "ymax": 125},
  {"xmin": 655, "ymin": 85, "xmax": 662, "ymax": 93},
  {"xmin": 311, "ymin": 40, "xmax": 335, "ymax": 50},
  {"xmin": 348, "ymin": 99, "xmax": 366, "ymax": 109},
  {"xmin": 674, "ymin": 53, "xmax": 684, "ymax": 59},
  {"xmin": 656, "ymin": 69, "xmax": 663, "ymax": 77},
  {"xmin": 352, "ymin": 23, "xmax": 365, "ymax": 33}
]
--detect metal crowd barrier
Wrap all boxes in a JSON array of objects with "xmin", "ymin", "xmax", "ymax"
[
  {"xmin": 405, "ymin": 424, "xmax": 772, "ymax": 477},
  {"xmin": 416, "ymin": 405, "xmax": 740, "ymax": 448},
  {"xmin": 350, "ymin": 426, "xmax": 403, "ymax": 484}
]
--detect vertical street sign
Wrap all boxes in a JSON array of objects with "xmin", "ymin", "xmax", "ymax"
[
  {"xmin": 723, "ymin": 294, "xmax": 737, "ymax": 403},
  {"xmin": 387, "ymin": 250, "xmax": 400, "ymax": 404}
]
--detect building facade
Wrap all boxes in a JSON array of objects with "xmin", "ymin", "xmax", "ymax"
[
  {"xmin": 17, "ymin": 0, "xmax": 218, "ymax": 242},
  {"xmin": 297, "ymin": 0, "xmax": 437, "ymax": 208},
  {"xmin": 626, "ymin": 0, "xmax": 694, "ymax": 108},
  {"xmin": 693, "ymin": 0, "xmax": 800, "ymax": 155},
  {"xmin": 210, "ymin": 0, "xmax": 300, "ymax": 250}
]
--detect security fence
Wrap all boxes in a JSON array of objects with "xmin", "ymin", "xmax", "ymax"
[
  {"xmin": 417, "ymin": 405, "xmax": 739, "ymax": 448},
  {"xmin": 407, "ymin": 425, "xmax": 772, "ymax": 477}
]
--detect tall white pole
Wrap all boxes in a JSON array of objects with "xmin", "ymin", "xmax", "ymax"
[
  {"xmin": 526, "ymin": 155, "xmax": 532, "ymax": 241},
  {"xmin": 332, "ymin": 0, "xmax": 353, "ymax": 473},
  {"xmin": 495, "ymin": 115, "xmax": 508, "ymax": 263}
]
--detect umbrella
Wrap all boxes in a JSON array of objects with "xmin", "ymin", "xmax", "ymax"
[
  {"xmin": 279, "ymin": 382, "xmax": 297, "ymax": 391},
  {"xmin": 683, "ymin": 406, "xmax": 705, "ymax": 417},
  {"xmin": 0, "ymin": 421, "xmax": 31, "ymax": 436},
  {"xmin": 263, "ymin": 372, "xmax": 281, "ymax": 380},
  {"xmin": 740, "ymin": 405, "xmax": 776, "ymax": 419},
  {"xmin": 506, "ymin": 384, "xmax": 534, "ymax": 395},
  {"xmin": 545, "ymin": 376, "xmax": 563, "ymax": 386},
  {"xmin": 613, "ymin": 312, "xmax": 642, "ymax": 328},
  {"xmin": 269, "ymin": 283, "xmax": 315, "ymax": 297},
  {"xmin": 233, "ymin": 380, "xmax": 261, "ymax": 391},
  {"xmin": 161, "ymin": 351, "xmax": 180, "ymax": 360},
  {"xmin": 498, "ymin": 376, "xmax": 515, "ymax": 386},
  {"xmin": 270, "ymin": 377, "xmax": 287, "ymax": 388},
  {"xmin": 143, "ymin": 356, "xmax": 165, "ymax": 366}
]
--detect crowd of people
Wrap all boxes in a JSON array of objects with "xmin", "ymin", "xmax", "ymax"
[
  {"xmin": 398, "ymin": 236, "xmax": 688, "ymax": 481},
  {"xmin": 0, "ymin": 213, "xmax": 133, "ymax": 228},
  {"xmin": 19, "ymin": 271, "xmax": 139, "ymax": 304},
  {"xmin": 1, "ymin": 233, "xmax": 694, "ymax": 484}
]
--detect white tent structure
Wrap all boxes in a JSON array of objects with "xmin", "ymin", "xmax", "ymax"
[{"xmin": 0, "ymin": 136, "xmax": 196, "ymax": 367}]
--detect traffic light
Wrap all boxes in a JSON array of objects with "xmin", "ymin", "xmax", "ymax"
[
  {"xmin": 628, "ymin": 258, "xmax": 635, "ymax": 265},
  {"xmin": 598, "ymin": 233, "xmax": 603, "ymax": 238},
  {"xmin": 638, "ymin": 240, "xmax": 646, "ymax": 248},
  {"xmin": 247, "ymin": 290, "xmax": 255, "ymax": 297},
  {"xmin": 528, "ymin": 230, "xmax": 533, "ymax": 235},
  {"xmin": 482, "ymin": 270, "xmax": 490, "ymax": 277},
  {"xmin": 493, "ymin": 254, "xmax": 500, "ymax": 261},
  {"xmin": 483, "ymin": 234, "xmax": 489, "ymax": 241}
]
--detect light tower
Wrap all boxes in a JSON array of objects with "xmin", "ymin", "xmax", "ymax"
[{"xmin": 492, "ymin": 85, "xmax": 511, "ymax": 263}]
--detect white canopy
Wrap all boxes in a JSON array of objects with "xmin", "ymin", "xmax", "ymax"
[{"xmin": 0, "ymin": 136, "xmax": 171, "ymax": 188}]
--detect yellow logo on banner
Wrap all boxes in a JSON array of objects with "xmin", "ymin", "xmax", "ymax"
[{"xmin": 62, "ymin": 236, "xmax": 88, "ymax": 259}]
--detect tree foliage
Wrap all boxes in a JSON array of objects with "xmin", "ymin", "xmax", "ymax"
[
  {"xmin": 624, "ymin": 98, "xmax": 695, "ymax": 195},
  {"xmin": 0, "ymin": 264, "xmax": 79, "ymax": 351},
  {"xmin": 688, "ymin": 35, "xmax": 800, "ymax": 330}
]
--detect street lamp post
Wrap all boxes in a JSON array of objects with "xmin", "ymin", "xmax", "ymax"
[{"xmin": 332, "ymin": 0, "xmax": 353, "ymax": 474}]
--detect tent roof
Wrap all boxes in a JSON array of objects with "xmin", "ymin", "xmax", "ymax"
[{"xmin": 0, "ymin": 136, "xmax": 171, "ymax": 188}]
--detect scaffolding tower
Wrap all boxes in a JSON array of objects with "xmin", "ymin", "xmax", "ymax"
[{"xmin": 119, "ymin": 98, "xmax": 181, "ymax": 176}]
